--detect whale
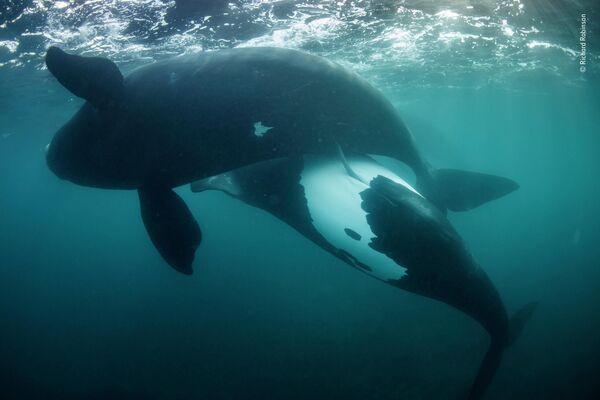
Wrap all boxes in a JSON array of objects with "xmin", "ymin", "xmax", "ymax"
[
  {"xmin": 191, "ymin": 153, "xmax": 536, "ymax": 400},
  {"xmin": 44, "ymin": 46, "xmax": 518, "ymax": 274}
]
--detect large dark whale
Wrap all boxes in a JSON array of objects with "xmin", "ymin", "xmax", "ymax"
[
  {"xmin": 44, "ymin": 46, "xmax": 518, "ymax": 274},
  {"xmin": 191, "ymin": 154, "xmax": 536, "ymax": 400}
]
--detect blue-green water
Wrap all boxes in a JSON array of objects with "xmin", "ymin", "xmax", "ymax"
[{"xmin": 1, "ymin": 1, "xmax": 599, "ymax": 399}]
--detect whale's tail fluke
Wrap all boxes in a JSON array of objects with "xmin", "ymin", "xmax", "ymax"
[
  {"xmin": 468, "ymin": 302, "xmax": 538, "ymax": 400},
  {"xmin": 419, "ymin": 168, "xmax": 519, "ymax": 213},
  {"xmin": 45, "ymin": 46, "xmax": 124, "ymax": 109}
]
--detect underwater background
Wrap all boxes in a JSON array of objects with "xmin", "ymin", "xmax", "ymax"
[{"xmin": 1, "ymin": 1, "xmax": 599, "ymax": 399}]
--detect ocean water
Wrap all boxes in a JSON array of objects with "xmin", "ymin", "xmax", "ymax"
[{"xmin": 1, "ymin": 1, "xmax": 599, "ymax": 399}]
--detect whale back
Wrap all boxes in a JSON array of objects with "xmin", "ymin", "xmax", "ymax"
[{"xmin": 45, "ymin": 47, "xmax": 420, "ymax": 190}]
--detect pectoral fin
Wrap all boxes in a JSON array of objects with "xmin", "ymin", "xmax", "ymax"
[{"xmin": 138, "ymin": 187, "xmax": 201, "ymax": 275}]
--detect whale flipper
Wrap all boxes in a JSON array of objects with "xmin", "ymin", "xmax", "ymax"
[
  {"xmin": 138, "ymin": 187, "xmax": 201, "ymax": 275},
  {"xmin": 45, "ymin": 46, "xmax": 124, "ymax": 108},
  {"xmin": 428, "ymin": 168, "xmax": 520, "ymax": 212}
]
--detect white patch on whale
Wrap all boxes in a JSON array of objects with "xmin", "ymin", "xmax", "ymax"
[
  {"xmin": 301, "ymin": 155, "xmax": 420, "ymax": 281},
  {"xmin": 253, "ymin": 121, "xmax": 273, "ymax": 137},
  {"xmin": 202, "ymin": 174, "xmax": 242, "ymax": 197}
]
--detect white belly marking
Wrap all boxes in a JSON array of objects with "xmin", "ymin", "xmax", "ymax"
[{"xmin": 301, "ymin": 155, "xmax": 420, "ymax": 281}]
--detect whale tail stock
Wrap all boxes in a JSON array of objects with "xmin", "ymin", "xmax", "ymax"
[
  {"xmin": 467, "ymin": 302, "xmax": 538, "ymax": 400},
  {"xmin": 417, "ymin": 167, "xmax": 520, "ymax": 213}
]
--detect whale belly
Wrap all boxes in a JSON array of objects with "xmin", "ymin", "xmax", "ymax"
[{"xmin": 300, "ymin": 155, "xmax": 421, "ymax": 281}]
